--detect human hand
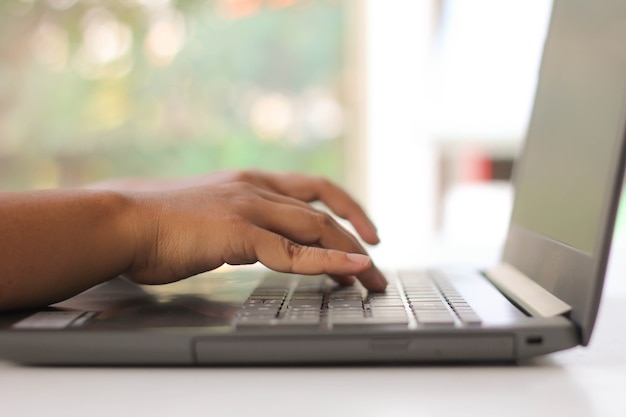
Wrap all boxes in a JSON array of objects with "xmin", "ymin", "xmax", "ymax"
[
  {"xmin": 125, "ymin": 179, "xmax": 387, "ymax": 292},
  {"xmin": 88, "ymin": 169, "xmax": 380, "ymax": 245}
]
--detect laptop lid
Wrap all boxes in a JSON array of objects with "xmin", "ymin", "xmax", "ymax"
[{"xmin": 501, "ymin": 0, "xmax": 626, "ymax": 344}]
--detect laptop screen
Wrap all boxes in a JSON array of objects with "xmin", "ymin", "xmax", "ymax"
[
  {"xmin": 502, "ymin": 0, "xmax": 626, "ymax": 344},
  {"xmin": 510, "ymin": 0, "xmax": 626, "ymax": 255}
]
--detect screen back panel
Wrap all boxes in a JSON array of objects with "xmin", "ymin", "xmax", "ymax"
[{"xmin": 503, "ymin": 0, "xmax": 626, "ymax": 344}]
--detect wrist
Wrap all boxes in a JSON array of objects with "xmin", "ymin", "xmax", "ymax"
[
  {"xmin": 118, "ymin": 190, "xmax": 161, "ymax": 280},
  {"xmin": 0, "ymin": 188, "xmax": 148, "ymax": 310}
]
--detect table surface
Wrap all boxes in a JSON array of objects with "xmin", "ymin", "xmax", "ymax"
[{"xmin": 2, "ymin": 248, "xmax": 625, "ymax": 417}]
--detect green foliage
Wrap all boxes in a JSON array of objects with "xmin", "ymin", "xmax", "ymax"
[{"xmin": 0, "ymin": 0, "xmax": 347, "ymax": 190}]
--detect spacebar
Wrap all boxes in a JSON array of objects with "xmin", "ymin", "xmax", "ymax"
[
  {"xmin": 413, "ymin": 311, "xmax": 455, "ymax": 325},
  {"xmin": 330, "ymin": 317, "xmax": 409, "ymax": 326},
  {"xmin": 235, "ymin": 318, "xmax": 320, "ymax": 328}
]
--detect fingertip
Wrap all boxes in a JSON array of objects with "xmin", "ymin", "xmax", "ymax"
[
  {"xmin": 354, "ymin": 221, "xmax": 380, "ymax": 246},
  {"xmin": 341, "ymin": 212, "xmax": 378, "ymax": 246},
  {"xmin": 371, "ymin": 275, "xmax": 388, "ymax": 292},
  {"xmin": 365, "ymin": 218, "xmax": 380, "ymax": 242},
  {"xmin": 345, "ymin": 253, "xmax": 372, "ymax": 267},
  {"xmin": 355, "ymin": 228, "xmax": 379, "ymax": 245},
  {"xmin": 366, "ymin": 234, "xmax": 381, "ymax": 245},
  {"xmin": 361, "ymin": 268, "xmax": 388, "ymax": 292}
]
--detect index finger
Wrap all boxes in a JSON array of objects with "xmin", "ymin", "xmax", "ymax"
[{"xmin": 248, "ymin": 226, "xmax": 388, "ymax": 292}]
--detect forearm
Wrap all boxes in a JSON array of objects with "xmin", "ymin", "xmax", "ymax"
[{"xmin": 0, "ymin": 189, "xmax": 139, "ymax": 311}]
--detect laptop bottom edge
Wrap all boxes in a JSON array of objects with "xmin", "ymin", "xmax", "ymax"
[{"xmin": 0, "ymin": 321, "xmax": 579, "ymax": 366}]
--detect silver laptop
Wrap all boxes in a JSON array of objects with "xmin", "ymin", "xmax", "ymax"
[{"xmin": 1, "ymin": 0, "xmax": 626, "ymax": 365}]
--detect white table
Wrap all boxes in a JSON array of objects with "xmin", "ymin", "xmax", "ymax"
[{"xmin": 2, "ymin": 251, "xmax": 625, "ymax": 417}]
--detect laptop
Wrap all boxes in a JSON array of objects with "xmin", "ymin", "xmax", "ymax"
[{"xmin": 1, "ymin": 0, "xmax": 626, "ymax": 365}]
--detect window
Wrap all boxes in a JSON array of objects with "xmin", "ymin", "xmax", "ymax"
[{"xmin": 363, "ymin": 0, "xmax": 552, "ymax": 265}]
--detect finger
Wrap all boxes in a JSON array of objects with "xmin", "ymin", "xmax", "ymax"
[
  {"xmin": 244, "ymin": 186, "xmax": 373, "ymax": 252},
  {"xmin": 246, "ymin": 204, "xmax": 387, "ymax": 291},
  {"xmin": 251, "ymin": 186, "xmax": 317, "ymax": 213},
  {"xmin": 249, "ymin": 227, "xmax": 386, "ymax": 291},
  {"xmin": 327, "ymin": 274, "xmax": 357, "ymax": 286},
  {"xmin": 246, "ymin": 198, "xmax": 357, "ymax": 289},
  {"xmin": 252, "ymin": 171, "xmax": 380, "ymax": 245},
  {"xmin": 249, "ymin": 196, "xmax": 367, "ymax": 253}
]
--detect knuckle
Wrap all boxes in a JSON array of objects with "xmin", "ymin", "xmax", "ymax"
[
  {"xmin": 267, "ymin": 235, "xmax": 332, "ymax": 275},
  {"xmin": 234, "ymin": 169, "xmax": 255, "ymax": 183},
  {"xmin": 315, "ymin": 211, "xmax": 337, "ymax": 230},
  {"xmin": 316, "ymin": 248, "xmax": 333, "ymax": 264},
  {"xmin": 226, "ymin": 221, "xmax": 257, "ymax": 260},
  {"xmin": 321, "ymin": 176, "xmax": 334, "ymax": 187},
  {"xmin": 279, "ymin": 239, "xmax": 304, "ymax": 273},
  {"xmin": 314, "ymin": 175, "xmax": 332, "ymax": 189},
  {"xmin": 282, "ymin": 238, "xmax": 301, "ymax": 258},
  {"xmin": 226, "ymin": 182, "xmax": 259, "ymax": 204}
]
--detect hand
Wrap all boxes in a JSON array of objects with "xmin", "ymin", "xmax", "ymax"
[
  {"xmin": 0, "ymin": 171, "xmax": 386, "ymax": 311},
  {"xmin": 125, "ymin": 177, "xmax": 387, "ymax": 292},
  {"xmin": 88, "ymin": 169, "xmax": 380, "ymax": 246}
]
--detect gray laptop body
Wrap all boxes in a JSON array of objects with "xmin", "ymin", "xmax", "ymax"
[{"xmin": 1, "ymin": 0, "xmax": 626, "ymax": 365}]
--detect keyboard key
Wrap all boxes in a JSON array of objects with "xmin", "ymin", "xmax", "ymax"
[
  {"xmin": 288, "ymin": 299, "xmax": 322, "ymax": 308},
  {"xmin": 328, "ymin": 300, "xmax": 363, "ymax": 309},
  {"xmin": 413, "ymin": 311, "xmax": 456, "ymax": 326},
  {"xmin": 235, "ymin": 317, "xmax": 279, "ymax": 327}
]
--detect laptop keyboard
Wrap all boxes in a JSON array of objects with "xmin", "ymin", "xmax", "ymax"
[
  {"xmin": 234, "ymin": 270, "xmax": 482, "ymax": 330},
  {"xmin": 403, "ymin": 271, "xmax": 482, "ymax": 325}
]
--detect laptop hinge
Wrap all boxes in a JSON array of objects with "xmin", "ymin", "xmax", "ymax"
[{"xmin": 485, "ymin": 263, "xmax": 572, "ymax": 317}]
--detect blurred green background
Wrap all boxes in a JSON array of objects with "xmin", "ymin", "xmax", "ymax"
[{"xmin": 0, "ymin": 0, "xmax": 348, "ymax": 190}]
